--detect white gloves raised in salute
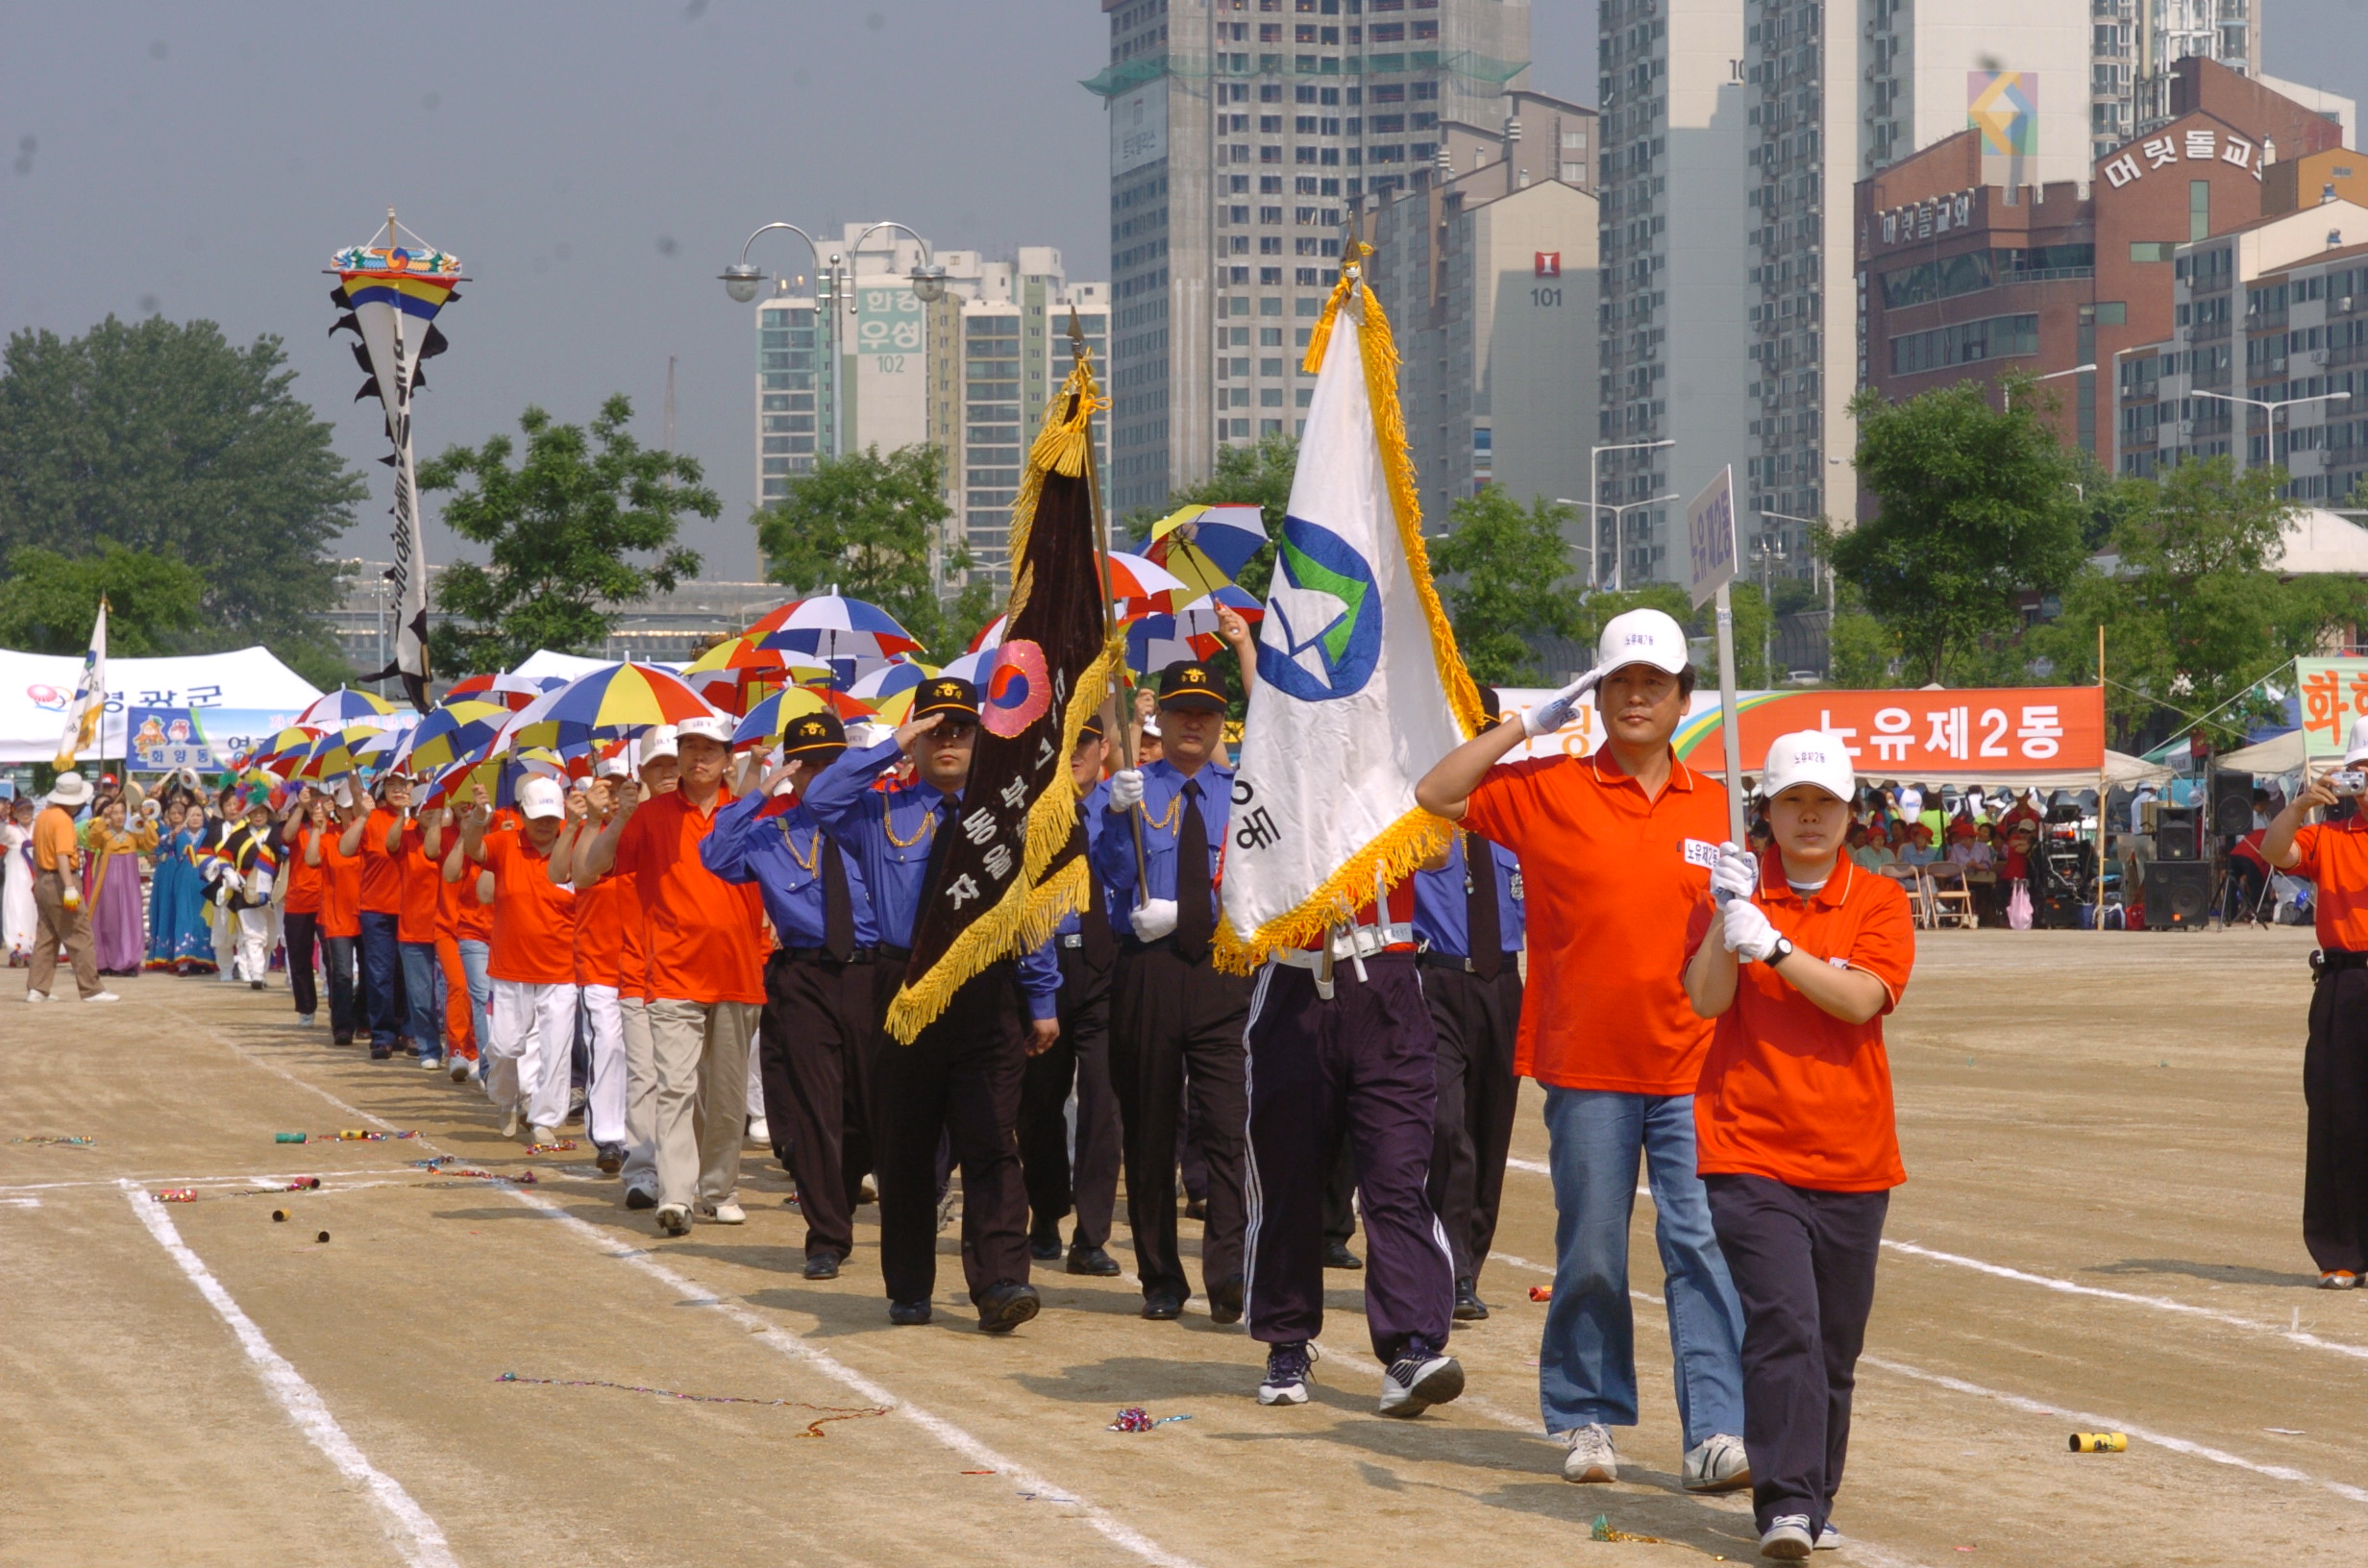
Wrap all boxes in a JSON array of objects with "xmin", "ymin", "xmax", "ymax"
[
  {"xmin": 1520, "ymin": 669, "xmax": 1603, "ymax": 738},
  {"xmin": 1108, "ymin": 768, "xmax": 1147, "ymax": 813}
]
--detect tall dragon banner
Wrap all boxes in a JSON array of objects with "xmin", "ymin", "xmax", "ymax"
[{"xmin": 329, "ymin": 212, "xmax": 463, "ymax": 713}]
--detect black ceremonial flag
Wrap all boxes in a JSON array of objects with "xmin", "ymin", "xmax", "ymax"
[{"xmin": 885, "ymin": 356, "xmax": 1121, "ymax": 1042}]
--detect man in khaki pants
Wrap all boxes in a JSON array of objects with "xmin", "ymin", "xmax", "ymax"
[
  {"xmin": 28, "ymin": 772, "xmax": 116, "ymax": 1005},
  {"xmin": 580, "ymin": 716, "xmax": 765, "ymax": 1237}
]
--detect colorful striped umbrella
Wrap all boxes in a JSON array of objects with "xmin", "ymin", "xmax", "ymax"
[
  {"xmin": 532, "ymin": 663, "xmax": 718, "ymax": 739},
  {"xmin": 296, "ymin": 687, "xmax": 399, "ymax": 729},
  {"xmin": 246, "ymin": 725, "xmax": 327, "ymax": 777},
  {"xmin": 1146, "ymin": 502, "xmax": 1269, "ymax": 579},
  {"xmin": 681, "ymin": 636, "xmax": 832, "ymax": 713},
  {"xmin": 1169, "ymin": 585, "xmax": 1265, "ymax": 654},
  {"xmin": 1124, "ymin": 616, "xmax": 1200, "ymax": 675},
  {"xmin": 729, "ymin": 686, "xmax": 869, "ymax": 751},
  {"xmin": 845, "ymin": 657, "xmax": 937, "ymax": 704},
  {"xmin": 400, "ymin": 698, "xmax": 510, "ymax": 774},
  {"xmin": 1104, "ymin": 550, "xmax": 1192, "ymax": 616},
  {"xmin": 747, "ymin": 593, "xmax": 923, "ymax": 664}
]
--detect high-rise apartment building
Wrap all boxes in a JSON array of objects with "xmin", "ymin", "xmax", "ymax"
[
  {"xmin": 749, "ymin": 230, "xmax": 1104, "ymax": 588},
  {"xmin": 1091, "ymin": 0, "xmax": 1534, "ymax": 518}
]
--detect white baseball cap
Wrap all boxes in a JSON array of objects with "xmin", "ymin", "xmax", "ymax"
[
  {"xmin": 1758, "ymin": 730, "xmax": 1856, "ymax": 803},
  {"xmin": 596, "ymin": 754, "xmax": 632, "ymax": 779},
  {"xmin": 2344, "ymin": 715, "xmax": 2368, "ymax": 764},
  {"xmin": 1593, "ymin": 607, "xmax": 1690, "ymax": 678},
  {"xmin": 674, "ymin": 714, "xmax": 733, "ymax": 746},
  {"xmin": 517, "ymin": 776, "xmax": 567, "ymax": 821},
  {"xmin": 638, "ymin": 725, "xmax": 678, "ymax": 765}
]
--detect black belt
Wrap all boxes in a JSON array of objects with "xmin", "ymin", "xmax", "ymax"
[
  {"xmin": 772, "ymin": 945, "xmax": 879, "ymax": 965},
  {"xmin": 877, "ymin": 945, "xmax": 912, "ymax": 964},
  {"xmin": 1417, "ymin": 950, "xmax": 1519, "ymax": 974},
  {"xmin": 2313, "ymin": 947, "xmax": 2368, "ymax": 978}
]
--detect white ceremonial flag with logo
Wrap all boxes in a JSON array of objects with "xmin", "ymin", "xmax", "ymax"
[{"xmin": 1215, "ymin": 260, "xmax": 1484, "ymax": 968}]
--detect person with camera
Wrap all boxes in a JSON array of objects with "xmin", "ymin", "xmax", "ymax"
[{"xmin": 2263, "ymin": 717, "xmax": 2368, "ymax": 1289}]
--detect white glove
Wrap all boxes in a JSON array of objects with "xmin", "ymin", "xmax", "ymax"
[
  {"xmin": 1710, "ymin": 841, "xmax": 1759, "ymax": 905},
  {"xmin": 1720, "ymin": 898, "xmax": 1781, "ymax": 963},
  {"xmin": 1130, "ymin": 897, "xmax": 1178, "ymax": 942},
  {"xmin": 1108, "ymin": 768, "xmax": 1147, "ymax": 812},
  {"xmin": 1520, "ymin": 669, "xmax": 1603, "ymax": 738},
  {"xmin": 216, "ymin": 871, "xmax": 244, "ymax": 906}
]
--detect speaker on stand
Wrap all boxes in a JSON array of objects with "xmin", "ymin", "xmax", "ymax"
[{"xmin": 2142, "ymin": 861, "xmax": 2214, "ymax": 929}]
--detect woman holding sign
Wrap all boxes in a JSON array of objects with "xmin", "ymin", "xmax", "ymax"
[{"xmin": 1416, "ymin": 607, "xmax": 1749, "ymax": 1497}]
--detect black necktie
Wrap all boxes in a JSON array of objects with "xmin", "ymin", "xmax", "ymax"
[
  {"xmin": 1466, "ymin": 831, "xmax": 1503, "ymax": 981},
  {"xmin": 820, "ymin": 829, "xmax": 854, "ymax": 963},
  {"xmin": 1173, "ymin": 779, "xmax": 1214, "ymax": 963}
]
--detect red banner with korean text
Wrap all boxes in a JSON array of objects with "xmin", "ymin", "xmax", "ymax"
[{"xmin": 1667, "ymin": 686, "xmax": 2106, "ymax": 784}]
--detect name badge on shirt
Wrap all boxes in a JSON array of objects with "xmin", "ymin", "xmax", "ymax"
[{"xmin": 1681, "ymin": 838, "xmax": 1720, "ymax": 871}]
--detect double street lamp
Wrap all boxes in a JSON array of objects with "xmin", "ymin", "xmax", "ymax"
[
  {"xmin": 1588, "ymin": 438, "xmax": 1677, "ymax": 592},
  {"xmin": 2189, "ymin": 387, "xmax": 2354, "ymax": 478},
  {"xmin": 720, "ymin": 220, "xmax": 949, "ymax": 461}
]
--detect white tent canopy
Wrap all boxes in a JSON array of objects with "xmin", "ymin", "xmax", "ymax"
[
  {"xmin": 2220, "ymin": 728, "xmax": 2306, "ymax": 775},
  {"xmin": 0, "ymin": 647, "xmax": 324, "ymax": 765}
]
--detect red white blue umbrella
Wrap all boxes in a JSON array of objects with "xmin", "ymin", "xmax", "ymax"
[{"xmin": 747, "ymin": 593, "xmax": 923, "ymax": 664}]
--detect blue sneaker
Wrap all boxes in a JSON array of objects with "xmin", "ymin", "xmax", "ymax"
[{"xmin": 1258, "ymin": 1340, "xmax": 1318, "ymax": 1406}]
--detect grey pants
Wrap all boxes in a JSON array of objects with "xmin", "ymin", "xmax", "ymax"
[{"xmin": 647, "ymin": 997, "xmax": 757, "ymax": 1212}]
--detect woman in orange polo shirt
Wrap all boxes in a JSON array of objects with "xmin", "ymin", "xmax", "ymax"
[
  {"xmin": 305, "ymin": 794, "xmax": 364, "ymax": 1046},
  {"xmin": 1683, "ymin": 732, "xmax": 1914, "ymax": 1562}
]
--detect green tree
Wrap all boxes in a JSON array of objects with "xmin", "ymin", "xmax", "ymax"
[
  {"xmin": 1828, "ymin": 379, "xmax": 2089, "ymax": 685},
  {"xmin": 756, "ymin": 444, "xmax": 985, "ymax": 661},
  {"xmin": 1429, "ymin": 492, "xmax": 1584, "ymax": 684},
  {"xmin": 2034, "ymin": 457, "xmax": 2367, "ymax": 744},
  {"xmin": 421, "ymin": 396, "xmax": 712, "ymax": 673},
  {"xmin": 0, "ymin": 314, "xmax": 366, "ymax": 672},
  {"xmin": 0, "ymin": 545, "xmax": 206, "ymax": 656},
  {"xmin": 1130, "ymin": 432, "xmax": 1297, "ymax": 600}
]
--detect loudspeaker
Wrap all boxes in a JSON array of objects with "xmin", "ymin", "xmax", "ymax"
[
  {"xmin": 2154, "ymin": 807, "xmax": 2201, "ymax": 862},
  {"xmin": 2143, "ymin": 861, "xmax": 2213, "ymax": 929},
  {"xmin": 2211, "ymin": 771, "xmax": 2255, "ymax": 836}
]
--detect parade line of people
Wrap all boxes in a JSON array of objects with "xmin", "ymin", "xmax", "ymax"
[{"xmin": 24, "ymin": 608, "xmax": 1933, "ymax": 1560}]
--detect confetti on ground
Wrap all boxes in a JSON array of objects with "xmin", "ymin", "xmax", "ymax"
[
  {"xmin": 152, "ymin": 1188, "xmax": 197, "ymax": 1203},
  {"xmin": 528, "ymin": 1140, "xmax": 580, "ymax": 1154},
  {"xmin": 960, "ymin": 1469, "xmax": 995, "ymax": 1475},
  {"xmin": 495, "ymin": 1373, "xmax": 888, "ymax": 1438},
  {"xmin": 416, "ymin": 1169, "xmax": 536, "ymax": 1186},
  {"xmin": 1529, "ymin": 1285, "xmax": 1553, "ymax": 1302},
  {"xmin": 322, "ymin": 1130, "xmax": 417, "ymax": 1142},
  {"xmin": 11, "ymin": 1135, "xmax": 95, "ymax": 1146},
  {"xmin": 1590, "ymin": 1515, "xmax": 1668, "ymax": 1544},
  {"xmin": 409, "ymin": 1157, "xmax": 454, "ymax": 1169},
  {"xmin": 1106, "ymin": 1407, "xmax": 1193, "ymax": 1433}
]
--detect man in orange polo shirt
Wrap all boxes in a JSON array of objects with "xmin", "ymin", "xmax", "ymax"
[
  {"xmin": 1416, "ymin": 607, "xmax": 1747, "ymax": 1494},
  {"xmin": 279, "ymin": 788, "xmax": 327, "ymax": 1027},
  {"xmin": 308, "ymin": 790, "xmax": 364, "ymax": 1044},
  {"xmin": 2266, "ymin": 715, "xmax": 2368, "ymax": 1289},
  {"xmin": 397, "ymin": 805, "xmax": 448, "ymax": 1071},
  {"xmin": 339, "ymin": 773, "xmax": 412, "ymax": 1059},
  {"xmin": 580, "ymin": 715, "xmax": 766, "ymax": 1237},
  {"xmin": 462, "ymin": 776, "xmax": 579, "ymax": 1141},
  {"xmin": 1683, "ymin": 732, "xmax": 1914, "ymax": 1559}
]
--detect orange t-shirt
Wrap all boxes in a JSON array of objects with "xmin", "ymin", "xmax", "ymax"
[
  {"xmin": 318, "ymin": 832, "xmax": 363, "ymax": 940},
  {"xmin": 456, "ymin": 812, "xmax": 509, "ymax": 943},
  {"xmin": 1685, "ymin": 858, "xmax": 1915, "ymax": 1191},
  {"xmin": 616, "ymin": 789, "xmax": 765, "ymax": 1005},
  {"xmin": 397, "ymin": 824, "xmax": 442, "ymax": 944},
  {"xmin": 481, "ymin": 830, "xmax": 577, "ymax": 986},
  {"xmin": 2290, "ymin": 816, "xmax": 2368, "ymax": 950},
  {"xmin": 574, "ymin": 871, "xmax": 629, "ymax": 989},
  {"xmin": 358, "ymin": 807, "xmax": 407, "ymax": 915},
  {"xmin": 282, "ymin": 825, "xmax": 325, "ymax": 916},
  {"xmin": 1462, "ymin": 748, "xmax": 1731, "ymax": 1094}
]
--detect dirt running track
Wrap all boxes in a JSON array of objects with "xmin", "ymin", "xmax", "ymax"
[{"xmin": 1, "ymin": 928, "xmax": 2360, "ymax": 1567}]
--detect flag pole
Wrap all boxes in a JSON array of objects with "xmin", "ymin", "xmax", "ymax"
[
  {"xmin": 1713, "ymin": 583, "xmax": 1748, "ymax": 848},
  {"xmin": 1066, "ymin": 306, "xmax": 1150, "ymax": 902}
]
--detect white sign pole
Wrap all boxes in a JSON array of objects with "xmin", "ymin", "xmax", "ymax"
[{"xmin": 1687, "ymin": 465, "xmax": 1747, "ymax": 847}]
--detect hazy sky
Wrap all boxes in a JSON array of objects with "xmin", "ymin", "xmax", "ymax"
[{"xmin": 1, "ymin": 2, "xmax": 2357, "ymax": 585}]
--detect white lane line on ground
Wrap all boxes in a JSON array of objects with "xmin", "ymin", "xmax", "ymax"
[
  {"xmin": 1860, "ymin": 1355, "xmax": 2368, "ymax": 1507},
  {"xmin": 505, "ymin": 1188, "xmax": 1204, "ymax": 1568},
  {"xmin": 1500, "ymin": 1163, "xmax": 2368, "ymax": 1362},
  {"xmin": 1879, "ymin": 1239, "xmax": 2368, "ymax": 1362},
  {"xmin": 120, "ymin": 1180, "xmax": 461, "ymax": 1568}
]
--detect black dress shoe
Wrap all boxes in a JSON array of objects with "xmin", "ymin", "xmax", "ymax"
[
  {"xmin": 1184, "ymin": 1197, "xmax": 1208, "ymax": 1221},
  {"xmin": 1066, "ymin": 1246, "xmax": 1122, "ymax": 1277},
  {"xmin": 1208, "ymin": 1277, "xmax": 1245, "ymax": 1326},
  {"xmin": 1323, "ymin": 1239, "xmax": 1363, "ymax": 1270},
  {"xmin": 595, "ymin": 1145, "xmax": 623, "ymax": 1175},
  {"xmin": 1140, "ymin": 1290, "xmax": 1185, "ymax": 1321},
  {"xmin": 803, "ymin": 1252, "xmax": 842, "ymax": 1281},
  {"xmin": 888, "ymin": 1299, "xmax": 932, "ymax": 1326},
  {"xmin": 369, "ymin": 1047, "xmax": 392, "ymax": 1061},
  {"xmin": 976, "ymin": 1282, "xmax": 1042, "ymax": 1335},
  {"xmin": 1452, "ymin": 1282, "xmax": 1490, "ymax": 1321},
  {"xmin": 624, "ymin": 1185, "xmax": 657, "ymax": 1211},
  {"xmin": 1029, "ymin": 1233, "xmax": 1065, "ymax": 1262}
]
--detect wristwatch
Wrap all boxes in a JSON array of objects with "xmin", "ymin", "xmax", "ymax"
[{"xmin": 1764, "ymin": 936, "xmax": 1795, "ymax": 968}]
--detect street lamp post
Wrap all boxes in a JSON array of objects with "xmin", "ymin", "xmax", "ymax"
[
  {"xmin": 1591, "ymin": 438, "xmax": 1676, "ymax": 591},
  {"xmin": 1750, "ymin": 531, "xmax": 1787, "ymax": 677},
  {"xmin": 721, "ymin": 220, "xmax": 948, "ymax": 462},
  {"xmin": 1605, "ymin": 493, "xmax": 1681, "ymax": 593},
  {"xmin": 2003, "ymin": 362, "xmax": 2098, "ymax": 410},
  {"xmin": 2188, "ymin": 387, "xmax": 2354, "ymax": 478},
  {"xmin": 1758, "ymin": 508, "xmax": 1826, "ymax": 613}
]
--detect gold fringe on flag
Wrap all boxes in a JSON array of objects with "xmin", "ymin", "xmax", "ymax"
[
  {"xmin": 1212, "ymin": 248, "xmax": 1489, "ymax": 972},
  {"xmin": 881, "ymin": 355, "xmax": 1122, "ymax": 1041}
]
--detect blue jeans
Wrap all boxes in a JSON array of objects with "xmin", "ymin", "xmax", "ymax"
[
  {"xmin": 457, "ymin": 939, "xmax": 492, "ymax": 1068},
  {"xmin": 1539, "ymin": 1086, "xmax": 1745, "ymax": 1450},
  {"xmin": 358, "ymin": 912, "xmax": 403, "ymax": 1050},
  {"xmin": 399, "ymin": 941, "xmax": 444, "ymax": 1061}
]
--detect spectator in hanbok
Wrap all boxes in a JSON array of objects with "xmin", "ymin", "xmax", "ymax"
[
  {"xmin": 83, "ymin": 788, "xmax": 156, "ymax": 976},
  {"xmin": 2, "ymin": 796, "xmax": 36, "ymax": 966}
]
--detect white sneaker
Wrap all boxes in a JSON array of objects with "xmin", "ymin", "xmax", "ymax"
[
  {"xmin": 655, "ymin": 1204, "xmax": 690, "ymax": 1237},
  {"xmin": 501, "ymin": 1111, "xmax": 521, "ymax": 1139},
  {"xmin": 1815, "ymin": 1524, "xmax": 1841, "ymax": 1552},
  {"xmin": 1760, "ymin": 1515, "xmax": 1814, "ymax": 1560},
  {"xmin": 1683, "ymin": 1432, "xmax": 1752, "ymax": 1493},
  {"xmin": 84, "ymin": 991, "xmax": 120, "ymax": 1004},
  {"xmin": 696, "ymin": 1199, "xmax": 747, "ymax": 1225},
  {"xmin": 859, "ymin": 1173, "xmax": 878, "ymax": 1203},
  {"xmin": 529, "ymin": 1125, "xmax": 560, "ymax": 1145},
  {"xmin": 448, "ymin": 1057, "xmax": 470, "ymax": 1083},
  {"xmin": 1561, "ymin": 1421, "xmax": 1619, "ymax": 1483},
  {"xmin": 747, "ymin": 1115, "xmax": 771, "ymax": 1144},
  {"xmin": 25, "ymin": 990, "xmax": 46, "ymax": 1004},
  {"xmin": 1376, "ymin": 1339, "xmax": 1463, "ymax": 1418},
  {"xmin": 1258, "ymin": 1339, "xmax": 1320, "ymax": 1406}
]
